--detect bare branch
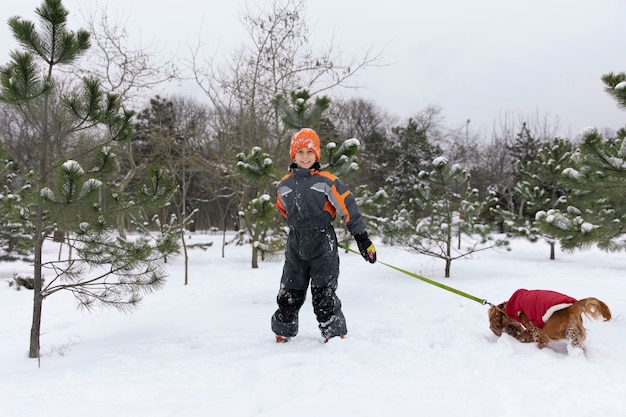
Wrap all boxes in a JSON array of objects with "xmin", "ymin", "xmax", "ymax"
[{"xmin": 65, "ymin": 5, "xmax": 180, "ymax": 108}]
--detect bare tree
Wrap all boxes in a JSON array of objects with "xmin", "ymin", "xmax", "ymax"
[
  {"xmin": 190, "ymin": 0, "xmax": 382, "ymax": 156},
  {"xmin": 132, "ymin": 95, "xmax": 219, "ymax": 284},
  {"xmin": 472, "ymin": 111, "xmax": 562, "ymax": 209},
  {"xmin": 66, "ymin": 5, "xmax": 180, "ymax": 108}
]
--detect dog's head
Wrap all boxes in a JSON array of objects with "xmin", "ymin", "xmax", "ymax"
[{"xmin": 488, "ymin": 302, "xmax": 508, "ymax": 336}]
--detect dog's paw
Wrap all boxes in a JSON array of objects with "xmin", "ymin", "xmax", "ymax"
[
  {"xmin": 566, "ymin": 343, "xmax": 587, "ymax": 358},
  {"xmin": 533, "ymin": 332, "xmax": 550, "ymax": 348},
  {"xmin": 565, "ymin": 327, "xmax": 585, "ymax": 348}
]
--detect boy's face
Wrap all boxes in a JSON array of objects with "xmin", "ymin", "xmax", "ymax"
[{"xmin": 294, "ymin": 148, "xmax": 317, "ymax": 169}]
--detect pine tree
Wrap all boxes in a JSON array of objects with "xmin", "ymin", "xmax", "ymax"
[
  {"xmin": 601, "ymin": 72, "xmax": 626, "ymax": 110},
  {"xmin": 33, "ymin": 152, "xmax": 178, "ymax": 309},
  {"xmin": 272, "ymin": 89, "xmax": 330, "ymax": 131},
  {"xmin": 601, "ymin": 72, "xmax": 626, "ymax": 140},
  {"xmin": 507, "ymin": 122, "xmax": 543, "ymax": 169},
  {"xmin": 495, "ymin": 137, "xmax": 573, "ymax": 259},
  {"xmin": 0, "ymin": 0, "xmax": 178, "ymax": 359},
  {"xmin": 235, "ymin": 146, "xmax": 282, "ymax": 267},
  {"xmin": 384, "ymin": 157, "xmax": 507, "ymax": 278},
  {"xmin": 385, "ymin": 117, "xmax": 442, "ymax": 205},
  {"xmin": 536, "ymin": 129, "xmax": 626, "ymax": 251},
  {"xmin": 0, "ymin": 148, "xmax": 34, "ymax": 262},
  {"xmin": 345, "ymin": 185, "xmax": 388, "ymax": 251},
  {"xmin": 534, "ymin": 72, "xmax": 626, "ymax": 252}
]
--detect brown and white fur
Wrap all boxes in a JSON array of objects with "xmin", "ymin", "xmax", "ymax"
[{"xmin": 488, "ymin": 292, "xmax": 611, "ymax": 351}]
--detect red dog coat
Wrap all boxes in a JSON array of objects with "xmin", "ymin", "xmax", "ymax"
[{"xmin": 505, "ymin": 289, "xmax": 577, "ymax": 329}]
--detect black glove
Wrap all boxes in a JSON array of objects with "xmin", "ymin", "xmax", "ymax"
[{"xmin": 354, "ymin": 232, "xmax": 377, "ymax": 264}]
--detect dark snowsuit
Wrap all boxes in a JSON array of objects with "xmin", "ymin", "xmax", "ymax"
[{"xmin": 271, "ymin": 163, "xmax": 367, "ymax": 339}]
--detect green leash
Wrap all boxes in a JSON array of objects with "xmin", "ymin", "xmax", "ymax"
[{"xmin": 340, "ymin": 244, "xmax": 492, "ymax": 306}]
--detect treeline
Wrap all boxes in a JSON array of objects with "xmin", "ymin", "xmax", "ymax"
[{"xmin": 1, "ymin": 0, "xmax": 625, "ymax": 273}]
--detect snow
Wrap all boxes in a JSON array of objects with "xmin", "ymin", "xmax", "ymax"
[
  {"xmin": 432, "ymin": 156, "xmax": 448, "ymax": 167},
  {"xmin": 62, "ymin": 160, "xmax": 84, "ymax": 175},
  {"xmin": 1, "ymin": 232, "xmax": 625, "ymax": 417},
  {"xmin": 581, "ymin": 222, "xmax": 595, "ymax": 233},
  {"xmin": 562, "ymin": 167, "xmax": 582, "ymax": 180},
  {"xmin": 580, "ymin": 126, "xmax": 598, "ymax": 136},
  {"xmin": 344, "ymin": 138, "xmax": 361, "ymax": 147}
]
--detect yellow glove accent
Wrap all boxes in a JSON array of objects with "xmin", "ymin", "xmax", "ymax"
[{"xmin": 366, "ymin": 243, "xmax": 377, "ymax": 263}]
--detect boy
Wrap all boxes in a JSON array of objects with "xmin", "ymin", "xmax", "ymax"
[{"xmin": 271, "ymin": 128, "xmax": 377, "ymax": 343}]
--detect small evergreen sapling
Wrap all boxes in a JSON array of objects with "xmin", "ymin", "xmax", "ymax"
[{"xmin": 384, "ymin": 157, "xmax": 507, "ymax": 278}]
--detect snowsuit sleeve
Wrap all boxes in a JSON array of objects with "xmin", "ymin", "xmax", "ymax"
[{"xmin": 317, "ymin": 171, "xmax": 367, "ymax": 236}]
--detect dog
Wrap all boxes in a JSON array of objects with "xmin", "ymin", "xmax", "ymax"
[{"xmin": 488, "ymin": 289, "xmax": 611, "ymax": 350}]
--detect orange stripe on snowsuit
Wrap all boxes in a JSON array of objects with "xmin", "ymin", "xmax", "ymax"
[
  {"xmin": 275, "ymin": 190, "xmax": 288, "ymax": 218},
  {"xmin": 330, "ymin": 186, "xmax": 351, "ymax": 223},
  {"xmin": 275, "ymin": 172, "xmax": 294, "ymax": 218},
  {"xmin": 323, "ymin": 200, "xmax": 336, "ymax": 218},
  {"xmin": 317, "ymin": 171, "xmax": 351, "ymax": 223}
]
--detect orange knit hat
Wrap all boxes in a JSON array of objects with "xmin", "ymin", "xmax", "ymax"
[{"xmin": 289, "ymin": 128, "xmax": 321, "ymax": 161}]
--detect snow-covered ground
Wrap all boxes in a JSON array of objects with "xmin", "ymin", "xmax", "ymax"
[{"xmin": 1, "ymin": 232, "xmax": 625, "ymax": 417}]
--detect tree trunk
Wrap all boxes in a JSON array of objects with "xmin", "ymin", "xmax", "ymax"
[
  {"xmin": 445, "ymin": 231, "xmax": 452, "ymax": 278},
  {"xmin": 29, "ymin": 238, "xmax": 44, "ymax": 359},
  {"xmin": 251, "ymin": 245, "xmax": 259, "ymax": 269},
  {"xmin": 30, "ymin": 103, "xmax": 48, "ymax": 359},
  {"xmin": 549, "ymin": 241, "xmax": 555, "ymax": 260},
  {"xmin": 181, "ymin": 228, "xmax": 189, "ymax": 285},
  {"xmin": 221, "ymin": 228, "xmax": 227, "ymax": 258}
]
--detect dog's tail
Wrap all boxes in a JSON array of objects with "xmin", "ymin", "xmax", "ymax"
[{"xmin": 573, "ymin": 297, "xmax": 612, "ymax": 322}]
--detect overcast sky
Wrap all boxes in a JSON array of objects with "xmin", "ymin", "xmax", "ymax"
[{"xmin": 2, "ymin": 0, "xmax": 625, "ymax": 138}]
